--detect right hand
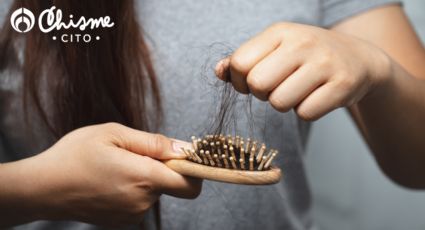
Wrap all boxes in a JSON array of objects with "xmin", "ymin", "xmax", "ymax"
[{"xmin": 9, "ymin": 123, "xmax": 201, "ymax": 227}]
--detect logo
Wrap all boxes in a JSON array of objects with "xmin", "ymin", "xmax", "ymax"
[
  {"xmin": 10, "ymin": 7, "xmax": 35, "ymax": 33},
  {"xmin": 10, "ymin": 6, "xmax": 114, "ymax": 43}
]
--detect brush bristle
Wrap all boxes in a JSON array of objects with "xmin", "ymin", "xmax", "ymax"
[{"xmin": 182, "ymin": 134, "xmax": 278, "ymax": 171}]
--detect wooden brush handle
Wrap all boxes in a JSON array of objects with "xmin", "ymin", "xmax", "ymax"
[{"xmin": 164, "ymin": 159, "xmax": 282, "ymax": 185}]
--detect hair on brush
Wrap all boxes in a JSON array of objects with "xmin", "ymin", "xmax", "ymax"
[{"xmin": 164, "ymin": 55, "xmax": 281, "ymax": 185}]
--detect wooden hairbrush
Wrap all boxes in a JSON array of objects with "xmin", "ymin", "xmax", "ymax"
[{"xmin": 164, "ymin": 134, "xmax": 282, "ymax": 185}]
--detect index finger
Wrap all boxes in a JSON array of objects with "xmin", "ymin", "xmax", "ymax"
[{"xmin": 226, "ymin": 24, "xmax": 283, "ymax": 93}]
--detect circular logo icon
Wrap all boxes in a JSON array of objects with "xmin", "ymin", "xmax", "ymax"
[{"xmin": 10, "ymin": 8, "xmax": 35, "ymax": 33}]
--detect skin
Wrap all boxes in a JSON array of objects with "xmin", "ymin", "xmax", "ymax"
[
  {"xmin": 1, "ymin": 3, "xmax": 424, "ymax": 228},
  {"xmin": 0, "ymin": 123, "xmax": 201, "ymax": 227},
  {"xmin": 215, "ymin": 5, "xmax": 425, "ymax": 188}
]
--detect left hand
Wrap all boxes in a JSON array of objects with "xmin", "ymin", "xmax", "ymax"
[{"xmin": 215, "ymin": 22, "xmax": 391, "ymax": 120}]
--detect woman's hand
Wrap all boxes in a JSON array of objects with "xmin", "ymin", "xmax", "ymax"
[
  {"xmin": 215, "ymin": 22, "xmax": 391, "ymax": 120},
  {"xmin": 0, "ymin": 123, "xmax": 201, "ymax": 227}
]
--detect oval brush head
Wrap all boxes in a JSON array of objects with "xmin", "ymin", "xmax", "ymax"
[{"xmin": 164, "ymin": 134, "xmax": 282, "ymax": 185}]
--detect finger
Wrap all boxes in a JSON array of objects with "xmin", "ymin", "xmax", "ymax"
[
  {"xmin": 215, "ymin": 57, "xmax": 230, "ymax": 81},
  {"xmin": 116, "ymin": 149, "xmax": 202, "ymax": 199},
  {"xmin": 105, "ymin": 123, "xmax": 192, "ymax": 160},
  {"xmin": 268, "ymin": 64, "xmax": 326, "ymax": 112},
  {"xmin": 246, "ymin": 45, "xmax": 303, "ymax": 100},
  {"xmin": 228, "ymin": 26, "xmax": 283, "ymax": 93},
  {"xmin": 229, "ymin": 61, "xmax": 250, "ymax": 93},
  {"xmin": 295, "ymin": 82, "xmax": 347, "ymax": 121},
  {"xmin": 141, "ymin": 156, "xmax": 203, "ymax": 199}
]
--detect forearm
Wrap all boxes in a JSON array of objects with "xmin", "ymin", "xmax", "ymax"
[
  {"xmin": 350, "ymin": 60, "xmax": 425, "ymax": 188},
  {"xmin": 0, "ymin": 156, "xmax": 58, "ymax": 227}
]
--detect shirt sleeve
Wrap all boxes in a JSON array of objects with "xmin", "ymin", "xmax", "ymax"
[{"xmin": 321, "ymin": 0, "xmax": 402, "ymax": 28}]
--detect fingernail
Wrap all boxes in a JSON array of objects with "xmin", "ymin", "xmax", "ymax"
[
  {"xmin": 215, "ymin": 58, "xmax": 230, "ymax": 80},
  {"xmin": 215, "ymin": 59, "xmax": 225, "ymax": 77},
  {"xmin": 172, "ymin": 140, "xmax": 193, "ymax": 157}
]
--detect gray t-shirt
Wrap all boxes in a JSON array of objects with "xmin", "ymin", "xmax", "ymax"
[{"xmin": 0, "ymin": 0, "xmax": 399, "ymax": 229}]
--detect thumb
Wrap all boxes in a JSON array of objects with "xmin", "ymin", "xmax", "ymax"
[
  {"xmin": 215, "ymin": 57, "xmax": 231, "ymax": 81},
  {"xmin": 107, "ymin": 124, "xmax": 192, "ymax": 160}
]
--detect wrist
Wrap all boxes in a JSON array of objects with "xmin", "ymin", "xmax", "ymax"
[
  {"xmin": 27, "ymin": 152, "xmax": 71, "ymax": 221},
  {"xmin": 361, "ymin": 44, "xmax": 395, "ymax": 101},
  {"xmin": 0, "ymin": 153, "xmax": 67, "ymax": 225},
  {"xmin": 0, "ymin": 157, "xmax": 44, "ymax": 225},
  {"xmin": 371, "ymin": 47, "xmax": 394, "ymax": 88},
  {"xmin": 356, "ymin": 53, "xmax": 397, "ymax": 114}
]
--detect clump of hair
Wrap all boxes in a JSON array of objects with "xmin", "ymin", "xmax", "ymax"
[{"xmin": 200, "ymin": 43, "xmax": 255, "ymax": 139}]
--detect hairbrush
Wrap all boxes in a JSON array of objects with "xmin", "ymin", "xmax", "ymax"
[{"xmin": 164, "ymin": 134, "xmax": 282, "ymax": 185}]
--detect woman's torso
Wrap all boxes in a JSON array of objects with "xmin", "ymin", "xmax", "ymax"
[{"xmin": 0, "ymin": 0, "xmax": 319, "ymax": 229}]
